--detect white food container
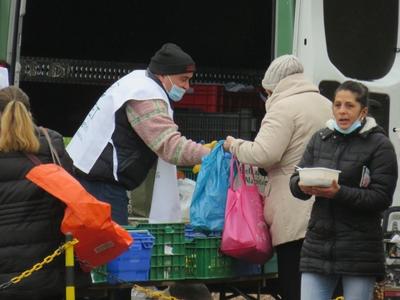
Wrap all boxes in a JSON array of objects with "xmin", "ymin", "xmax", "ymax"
[{"xmin": 298, "ymin": 167, "xmax": 341, "ymax": 187}]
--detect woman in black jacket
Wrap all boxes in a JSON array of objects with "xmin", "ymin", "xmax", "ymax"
[
  {"xmin": 0, "ymin": 86, "xmax": 74, "ymax": 300},
  {"xmin": 290, "ymin": 81, "xmax": 398, "ymax": 300}
]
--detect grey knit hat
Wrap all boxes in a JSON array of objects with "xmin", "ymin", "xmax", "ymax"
[{"xmin": 262, "ymin": 55, "xmax": 304, "ymax": 91}]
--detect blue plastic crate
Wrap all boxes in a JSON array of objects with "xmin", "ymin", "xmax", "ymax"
[{"xmin": 107, "ymin": 230, "xmax": 154, "ymax": 283}]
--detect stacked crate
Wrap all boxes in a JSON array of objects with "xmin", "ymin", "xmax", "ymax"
[
  {"xmin": 184, "ymin": 226, "xmax": 262, "ymax": 279},
  {"xmin": 133, "ymin": 223, "xmax": 186, "ymax": 281},
  {"xmin": 90, "ymin": 224, "xmax": 278, "ymax": 284},
  {"xmin": 174, "ymin": 84, "xmax": 224, "ymax": 112},
  {"xmin": 174, "ymin": 84, "xmax": 264, "ymax": 143},
  {"xmin": 90, "ymin": 229, "xmax": 155, "ymax": 284},
  {"xmin": 107, "ymin": 230, "xmax": 154, "ymax": 283},
  {"xmin": 175, "ymin": 109, "xmax": 257, "ymax": 142},
  {"xmin": 174, "ymin": 84, "xmax": 265, "ymax": 114},
  {"xmin": 185, "ymin": 236, "xmax": 235, "ymax": 279}
]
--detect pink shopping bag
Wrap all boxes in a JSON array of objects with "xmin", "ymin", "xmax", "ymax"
[{"xmin": 220, "ymin": 157, "xmax": 273, "ymax": 264}]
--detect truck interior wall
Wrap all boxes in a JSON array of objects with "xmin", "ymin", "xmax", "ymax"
[{"xmin": 18, "ymin": 1, "xmax": 273, "ymax": 136}]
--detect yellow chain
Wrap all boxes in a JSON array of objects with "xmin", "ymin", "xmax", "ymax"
[
  {"xmin": 133, "ymin": 284, "xmax": 179, "ymax": 300},
  {"xmin": 374, "ymin": 281, "xmax": 385, "ymax": 300},
  {"xmin": 332, "ymin": 282, "xmax": 385, "ymax": 300},
  {"xmin": 10, "ymin": 238, "xmax": 79, "ymax": 284}
]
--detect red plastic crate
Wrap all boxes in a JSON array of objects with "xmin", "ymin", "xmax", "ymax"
[
  {"xmin": 223, "ymin": 88, "xmax": 266, "ymax": 113},
  {"xmin": 174, "ymin": 84, "xmax": 224, "ymax": 112},
  {"xmin": 385, "ymin": 289, "xmax": 400, "ymax": 297}
]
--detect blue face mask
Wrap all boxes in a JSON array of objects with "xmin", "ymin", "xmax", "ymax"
[
  {"xmin": 333, "ymin": 119, "xmax": 362, "ymax": 134},
  {"xmin": 167, "ymin": 76, "xmax": 186, "ymax": 102}
]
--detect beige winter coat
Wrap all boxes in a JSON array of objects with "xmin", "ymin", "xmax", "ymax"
[{"xmin": 230, "ymin": 73, "xmax": 332, "ymax": 246}]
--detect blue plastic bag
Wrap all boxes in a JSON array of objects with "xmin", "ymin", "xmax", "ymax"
[{"xmin": 190, "ymin": 141, "xmax": 231, "ymax": 231}]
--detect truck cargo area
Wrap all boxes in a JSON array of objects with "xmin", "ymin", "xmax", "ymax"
[{"xmin": 18, "ymin": 0, "xmax": 273, "ymax": 138}]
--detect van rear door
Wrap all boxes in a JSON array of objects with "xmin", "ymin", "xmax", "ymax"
[
  {"xmin": 293, "ymin": 0, "xmax": 400, "ymax": 204},
  {"xmin": 0, "ymin": 0, "xmax": 26, "ymax": 85}
]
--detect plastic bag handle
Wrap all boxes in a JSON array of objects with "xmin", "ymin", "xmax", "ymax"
[
  {"xmin": 230, "ymin": 156, "xmax": 247, "ymax": 189},
  {"xmin": 247, "ymin": 164, "xmax": 257, "ymax": 184},
  {"xmin": 229, "ymin": 156, "xmax": 237, "ymax": 186},
  {"xmin": 40, "ymin": 127, "xmax": 62, "ymax": 166}
]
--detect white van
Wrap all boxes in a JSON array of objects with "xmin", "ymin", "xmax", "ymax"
[{"xmin": 1, "ymin": 0, "xmax": 399, "ymax": 203}]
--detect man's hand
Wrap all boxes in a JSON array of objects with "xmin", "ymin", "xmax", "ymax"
[{"xmin": 299, "ymin": 180, "xmax": 340, "ymax": 199}]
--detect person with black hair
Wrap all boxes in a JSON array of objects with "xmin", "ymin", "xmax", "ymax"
[{"xmin": 290, "ymin": 80, "xmax": 398, "ymax": 300}]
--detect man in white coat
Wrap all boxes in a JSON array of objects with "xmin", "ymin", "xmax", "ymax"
[
  {"xmin": 224, "ymin": 55, "xmax": 332, "ymax": 300},
  {"xmin": 67, "ymin": 43, "xmax": 210, "ymax": 225}
]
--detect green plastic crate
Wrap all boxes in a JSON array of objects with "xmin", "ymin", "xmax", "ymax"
[
  {"xmin": 152, "ymin": 242, "xmax": 185, "ymax": 257},
  {"xmin": 264, "ymin": 253, "xmax": 278, "ymax": 274},
  {"xmin": 124, "ymin": 223, "xmax": 186, "ymax": 280},
  {"xmin": 133, "ymin": 223, "xmax": 185, "ymax": 251},
  {"xmin": 125, "ymin": 223, "xmax": 184, "ymax": 238},
  {"xmin": 151, "ymin": 253, "xmax": 185, "ymax": 267},
  {"xmin": 90, "ymin": 265, "xmax": 107, "ymax": 284},
  {"xmin": 150, "ymin": 254, "xmax": 186, "ymax": 280},
  {"xmin": 185, "ymin": 237, "xmax": 235, "ymax": 279}
]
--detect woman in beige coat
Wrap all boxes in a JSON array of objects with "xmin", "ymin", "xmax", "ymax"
[{"xmin": 224, "ymin": 55, "xmax": 332, "ymax": 300}]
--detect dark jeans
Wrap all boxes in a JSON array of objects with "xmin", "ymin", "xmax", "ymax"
[
  {"xmin": 275, "ymin": 239, "xmax": 303, "ymax": 300},
  {"xmin": 78, "ymin": 177, "xmax": 129, "ymax": 225}
]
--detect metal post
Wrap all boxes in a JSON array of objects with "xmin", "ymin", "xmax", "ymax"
[{"xmin": 65, "ymin": 233, "xmax": 75, "ymax": 300}]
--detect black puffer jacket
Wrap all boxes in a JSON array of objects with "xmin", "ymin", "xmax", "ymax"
[
  {"xmin": 290, "ymin": 117, "xmax": 398, "ymax": 278},
  {"xmin": 0, "ymin": 128, "xmax": 72, "ymax": 300}
]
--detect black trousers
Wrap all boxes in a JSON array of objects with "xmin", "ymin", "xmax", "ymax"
[{"xmin": 275, "ymin": 239, "xmax": 304, "ymax": 300}]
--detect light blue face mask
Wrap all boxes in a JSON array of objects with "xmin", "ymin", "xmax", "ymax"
[
  {"xmin": 333, "ymin": 119, "xmax": 362, "ymax": 134},
  {"xmin": 167, "ymin": 76, "xmax": 186, "ymax": 102}
]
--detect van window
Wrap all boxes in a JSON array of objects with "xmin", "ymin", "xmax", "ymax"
[
  {"xmin": 319, "ymin": 80, "xmax": 340, "ymax": 102},
  {"xmin": 368, "ymin": 92, "xmax": 390, "ymax": 135},
  {"xmin": 324, "ymin": 0, "xmax": 398, "ymax": 80}
]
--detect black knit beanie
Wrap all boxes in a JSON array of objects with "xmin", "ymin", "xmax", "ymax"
[{"xmin": 148, "ymin": 43, "xmax": 196, "ymax": 75}]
